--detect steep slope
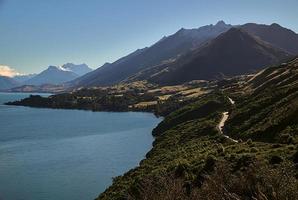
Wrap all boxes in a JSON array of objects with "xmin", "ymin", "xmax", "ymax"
[
  {"xmin": 131, "ymin": 28, "xmax": 291, "ymax": 85},
  {"xmin": 241, "ymin": 23, "xmax": 298, "ymax": 54},
  {"xmin": 225, "ymin": 57, "xmax": 298, "ymax": 142},
  {"xmin": 0, "ymin": 76, "xmax": 19, "ymax": 90},
  {"xmin": 25, "ymin": 66, "xmax": 79, "ymax": 85},
  {"xmin": 69, "ymin": 21, "xmax": 232, "ymax": 87}
]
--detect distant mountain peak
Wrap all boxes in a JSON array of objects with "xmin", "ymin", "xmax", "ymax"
[
  {"xmin": 47, "ymin": 65, "xmax": 70, "ymax": 72},
  {"xmin": 62, "ymin": 63, "xmax": 88, "ymax": 68},
  {"xmin": 270, "ymin": 23, "xmax": 282, "ymax": 28},
  {"xmin": 47, "ymin": 65, "xmax": 59, "ymax": 70},
  {"xmin": 60, "ymin": 63, "xmax": 92, "ymax": 76},
  {"xmin": 215, "ymin": 20, "xmax": 227, "ymax": 26}
]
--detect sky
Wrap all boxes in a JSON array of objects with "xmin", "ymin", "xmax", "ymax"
[{"xmin": 0, "ymin": 0, "xmax": 297, "ymax": 75}]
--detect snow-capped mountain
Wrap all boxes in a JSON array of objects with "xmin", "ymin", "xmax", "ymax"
[{"xmin": 24, "ymin": 64, "xmax": 92, "ymax": 85}]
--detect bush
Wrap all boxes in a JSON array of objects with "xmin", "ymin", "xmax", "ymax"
[
  {"xmin": 203, "ymin": 155, "xmax": 217, "ymax": 172},
  {"xmin": 293, "ymin": 151, "xmax": 298, "ymax": 163},
  {"xmin": 246, "ymin": 138, "xmax": 253, "ymax": 145},
  {"xmin": 250, "ymin": 147, "xmax": 258, "ymax": 153},
  {"xmin": 174, "ymin": 160, "xmax": 190, "ymax": 177},
  {"xmin": 269, "ymin": 155, "xmax": 283, "ymax": 165}
]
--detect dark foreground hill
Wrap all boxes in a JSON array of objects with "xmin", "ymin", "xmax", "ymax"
[
  {"xmin": 97, "ymin": 57, "xmax": 298, "ymax": 200},
  {"xmin": 128, "ymin": 28, "xmax": 291, "ymax": 85}
]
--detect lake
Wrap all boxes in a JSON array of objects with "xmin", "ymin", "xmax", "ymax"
[{"xmin": 0, "ymin": 93, "xmax": 161, "ymax": 200}]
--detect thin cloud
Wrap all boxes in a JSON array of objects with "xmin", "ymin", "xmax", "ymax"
[{"xmin": 0, "ymin": 65, "xmax": 21, "ymax": 77}]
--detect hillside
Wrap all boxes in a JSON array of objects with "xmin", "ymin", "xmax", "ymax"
[
  {"xmin": 224, "ymin": 57, "xmax": 298, "ymax": 142},
  {"xmin": 97, "ymin": 57, "xmax": 298, "ymax": 200},
  {"xmin": 128, "ymin": 28, "xmax": 291, "ymax": 85},
  {"xmin": 241, "ymin": 23, "xmax": 298, "ymax": 54},
  {"xmin": 69, "ymin": 21, "xmax": 232, "ymax": 87}
]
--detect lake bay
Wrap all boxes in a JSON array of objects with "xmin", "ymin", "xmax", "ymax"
[{"xmin": 0, "ymin": 93, "xmax": 161, "ymax": 200}]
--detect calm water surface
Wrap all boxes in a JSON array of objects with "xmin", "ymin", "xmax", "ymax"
[{"xmin": 0, "ymin": 93, "xmax": 161, "ymax": 200}]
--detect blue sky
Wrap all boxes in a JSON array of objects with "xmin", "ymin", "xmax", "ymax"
[{"xmin": 0, "ymin": 0, "xmax": 297, "ymax": 74}]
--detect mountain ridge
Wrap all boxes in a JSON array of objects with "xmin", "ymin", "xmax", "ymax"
[
  {"xmin": 69, "ymin": 21, "xmax": 233, "ymax": 87},
  {"xmin": 68, "ymin": 21, "xmax": 298, "ymax": 88},
  {"xmin": 127, "ymin": 28, "xmax": 291, "ymax": 85}
]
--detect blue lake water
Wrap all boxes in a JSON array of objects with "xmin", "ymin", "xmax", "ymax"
[{"xmin": 0, "ymin": 93, "xmax": 161, "ymax": 200}]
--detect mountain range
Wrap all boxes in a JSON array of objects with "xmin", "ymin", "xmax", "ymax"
[
  {"xmin": 23, "ymin": 63, "xmax": 92, "ymax": 86},
  {"xmin": 13, "ymin": 74, "xmax": 37, "ymax": 83},
  {"xmin": 128, "ymin": 28, "xmax": 291, "ymax": 85},
  {"xmin": 0, "ymin": 63, "xmax": 92, "ymax": 90},
  {"xmin": 69, "ymin": 21, "xmax": 233, "ymax": 87},
  {"xmin": 0, "ymin": 76, "xmax": 19, "ymax": 90},
  {"xmin": 68, "ymin": 21, "xmax": 298, "ymax": 87},
  {"xmin": 3, "ymin": 21, "xmax": 298, "ymax": 91}
]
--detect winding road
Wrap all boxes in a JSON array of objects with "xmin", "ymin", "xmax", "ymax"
[{"xmin": 217, "ymin": 97, "xmax": 238, "ymax": 143}]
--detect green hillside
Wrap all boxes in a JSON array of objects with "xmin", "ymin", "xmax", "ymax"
[{"xmin": 98, "ymin": 58, "xmax": 298, "ymax": 200}]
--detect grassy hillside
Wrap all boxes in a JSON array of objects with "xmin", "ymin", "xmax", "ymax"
[
  {"xmin": 225, "ymin": 57, "xmax": 298, "ymax": 142},
  {"xmin": 97, "ymin": 58, "xmax": 298, "ymax": 200}
]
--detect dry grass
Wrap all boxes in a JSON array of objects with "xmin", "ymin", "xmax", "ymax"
[
  {"xmin": 148, "ymin": 85, "xmax": 188, "ymax": 94},
  {"xmin": 134, "ymin": 101, "xmax": 158, "ymax": 108},
  {"xmin": 158, "ymin": 95, "xmax": 172, "ymax": 100}
]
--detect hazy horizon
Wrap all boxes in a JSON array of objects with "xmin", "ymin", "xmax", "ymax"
[{"xmin": 0, "ymin": 0, "xmax": 297, "ymax": 75}]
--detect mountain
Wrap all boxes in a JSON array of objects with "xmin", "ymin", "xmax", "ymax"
[
  {"xmin": 69, "ymin": 21, "xmax": 232, "ymax": 87},
  {"xmin": 13, "ymin": 74, "xmax": 36, "ymax": 83},
  {"xmin": 128, "ymin": 28, "xmax": 291, "ymax": 85},
  {"xmin": 241, "ymin": 23, "xmax": 298, "ymax": 54},
  {"xmin": 69, "ymin": 21, "xmax": 298, "ymax": 88},
  {"xmin": 61, "ymin": 63, "xmax": 92, "ymax": 76},
  {"xmin": 25, "ymin": 66, "xmax": 79, "ymax": 85},
  {"xmin": 0, "ymin": 76, "xmax": 19, "ymax": 90},
  {"xmin": 24, "ymin": 63, "xmax": 92, "ymax": 86}
]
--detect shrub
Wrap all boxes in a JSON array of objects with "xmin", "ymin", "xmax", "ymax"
[
  {"xmin": 250, "ymin": 147, "xmax": 258, "ymax": 153},
  {"xmin": 269, "ymin": 155, "xmax": 283, "ymax": 165},
  {"xmin": 203, "ymin": 155, "xmax": 217, "ymax": 172},
  {"xmin": 293, "ymin": 151, "xmax": 298, "ymax": 163},
  {"xmin": 174, "ymin": 160, "xmax": 190, "ymax": 177},
  {"xmin": 246, "ymin": 138, "xmax": 253, "ymax": 145}
]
